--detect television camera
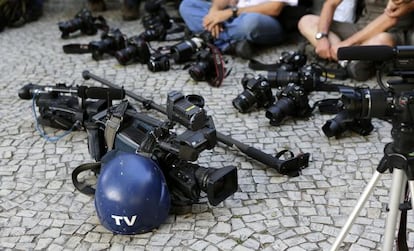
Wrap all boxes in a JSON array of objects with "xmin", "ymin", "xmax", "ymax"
[
  {"xmin": 322, "ymin": 45, "xmax": 414, "ymax": 138},
  {"xmin": 18, "ymin": 82, "xmax": 238, "ymax": 212}
]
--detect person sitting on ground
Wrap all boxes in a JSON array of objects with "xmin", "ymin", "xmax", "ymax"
[
  {"xmin": 298, "ymin": 0, "xmax": 414, "ymax": 81},
  {"xmin": 178, "ymin": 0, "xmax": 299, "ymax": 59},
  {"xmin": 87, "ymin": 0, "xmax": 142, "ymax": 21}
]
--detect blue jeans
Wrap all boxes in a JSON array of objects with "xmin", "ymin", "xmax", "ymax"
[{"xmin": 179, "ymin": 0, "xmax": 286, "ymax": 50}]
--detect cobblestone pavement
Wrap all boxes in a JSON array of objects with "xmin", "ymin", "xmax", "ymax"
[{"xmin": 1, "ymin": 3, "xmax": 413, "ymax": 251}]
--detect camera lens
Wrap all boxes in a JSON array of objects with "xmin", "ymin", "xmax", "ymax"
[
  {"xmin": 267, "ymin": 71, "xmax": 299, "ymax": 87},
  {"xmin": 171, "ymin": 38, "xmax": 203, "ymax": 63},
  {"xmin": 189, "ymin": 62, "xmax": 209, "ymax": 81},
  {"xmin": 195, "ymin": 165, "xmax": 238, "ymax": 206},
  {"xmin": 322, "ymin": 111, "xmax": 349, "ymax": 137},
  {"xmin": 147, "ymin": 57, "xmax": 170, "ymax": 72},
  {"xmin": 232, "ymin": 90, "xmax": 256, "ymax": 113},
  {"xmin": 115, "ymin": 46, "xmax": 137, "ymax": 65},
  {"xmin": 265, "ymin": 98, "xmax": 295, "ymax": 126},
  {"xmin": 58, "ymin": 18, "xmax": 83, "ymax": 38}
]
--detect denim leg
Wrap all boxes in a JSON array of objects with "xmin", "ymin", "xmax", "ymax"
[
  {"xmin": 221, "ymin": 13, "xmax": 286, "ymax": 45},
  {"xmin": 179, "ymin": 0, "xmax": 211, "ymax": 33}
]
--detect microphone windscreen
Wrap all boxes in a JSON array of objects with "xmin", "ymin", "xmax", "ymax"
[
  {"xmin": 18, "ymin": 83, "xmax": 36, "ymax": 100},
  {"xmin": 338, "ymin": 45, "xmax": 394, "ymax": 61}
]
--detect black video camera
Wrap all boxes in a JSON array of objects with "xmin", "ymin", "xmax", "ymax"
[
  {"xmin": 232, "ymin": 74, "xmax": 275, "ymax": 113},
  {"xmin": 87, "ymin": 91, "xmax": 238, "ymax": 210},
  {"xmin": 58, "ymin": 9, "xmax": 108, "ymax": 39},
  {"xmin": 322, "ymin": 45, "xmax": 414, "ymax": 139}
]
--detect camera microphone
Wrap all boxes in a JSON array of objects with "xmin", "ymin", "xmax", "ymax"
[
  {"xmin": 338, "ymin": 45, "xmax": 414, "ymax": 61},
  {"xmin": 18, "ymin": 83, "xmax": 38, "ymax": 100},
  {"xmin": 18, "ymin": 83, "xmax": 125, "ymax": 100},
  {"xmin": 77, "ymin": 86, "xmax": 125, "ymax": 100}
]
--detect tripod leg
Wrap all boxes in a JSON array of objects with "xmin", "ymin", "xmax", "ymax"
[
  {"xmin": 330, "ymin": 170, "xmax": 382, "ymax": 251},
  {"xmin": 383, "ymin": 168, "xmax": 407, "ymax": 251},
  {"xmin": 408, "ymin": 180, "xmax": 414, "ymax": 211}
]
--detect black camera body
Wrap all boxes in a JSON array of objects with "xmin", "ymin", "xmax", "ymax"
[
  {"xmin": 266, "ymin": 83, "xmax": 312, "ymax": 126},
  {"xmin": 232, "ymin": 75, "xmax": 275, "ymax": 113},
  {"xmin": 139, "ymin": 24, "xmax": 167, "ymax": 42},
  {"xmin": 276, "ymin": 50, "xmax": 307, "ymax": 71},
  {"xmin": 141, "ymin": 0, "xmax": 171, "ymax": 41},
  {"xmin": 148, "ymin": 52, "xmax": 170, "ymax": 72},
  {"xmin": 89, "ymin": 28, "xmax": 126, "ymax": 60},
  {"xmin": 58, "ymin": 9, "xmax": 105, "ymax": 39},
  {"xmin": 115, "ymin": 35, "xmax": 150, "ymax": 65},
  {"xmin": 188, "ymin": 49, "xmax": 215, "ymax": 82}
]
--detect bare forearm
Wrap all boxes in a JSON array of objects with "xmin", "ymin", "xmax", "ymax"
[
  {"xmin": 342, "ymin": 13, "xmax": 398, "ymax": 45},
  {"xmin": 385, "ymin": 0, "xmax": 414, "ymax": 17},
  {"xmin": 238, "ymin": 2, "xmax": 285, "ymax": 16},
  {"xmin": 318, "ymin": 1, "xmax": 338, "ymax": 33},
  {"xmin": 211, "ymin": 0, "xmax": 231, "ymax": 10}
]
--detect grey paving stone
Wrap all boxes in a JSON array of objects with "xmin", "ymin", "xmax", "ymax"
[{"xmin": 0, "ymin": 1, "xmax": 410, "ymax": 250}]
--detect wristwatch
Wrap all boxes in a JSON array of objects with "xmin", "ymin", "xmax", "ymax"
[
  {"xmin": 315, "ymin": 32, "xmax": 328, "ymax": 40},
  {"xmin": 231, "ymin": 6, "xmax": 238, "ymax": 18}
]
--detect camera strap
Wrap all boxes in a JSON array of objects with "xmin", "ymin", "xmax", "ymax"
[
  {"xmin": 104, "ymin": 100, "xmax": 129, "ymax": 151},
  {"xmin": 397, "ymin": 184, "xmax": 410, "ymax": 251},
  {"xmin": 207, "ymin": 43, "xmax": 226, "ymax": 87},
  {"xmin": 72, "ymin": 162, "xmax": 101, "ymax": 195}
]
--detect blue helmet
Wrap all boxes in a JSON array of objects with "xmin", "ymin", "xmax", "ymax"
[{"xmin": 94, "ymin": 151, "xmax": 170, "ymax": 234}]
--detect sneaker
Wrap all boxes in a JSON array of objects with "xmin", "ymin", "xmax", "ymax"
[
  {"xmin": 88, "ymin": 0, "xmax": 106, "ymax": 12},
  {"xmin": 346, "ymin": 60, "xmax": 375, "ymax": 82},
  {"xmin": 122, "ymin": 1, "xmax": 140, "ymax": 21},
  {"xmin": 223, "ymin": 40, "xmax": 254, "ymax": 59}
]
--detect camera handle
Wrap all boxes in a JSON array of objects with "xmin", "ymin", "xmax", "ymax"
[{"xmin": 82, "ymin": 70, "xmax": 310, "ymax": 176}]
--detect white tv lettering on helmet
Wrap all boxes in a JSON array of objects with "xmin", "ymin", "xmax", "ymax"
[{"xmin": 111, "ymin": 215, "xmax": 138, "ymax": 226}]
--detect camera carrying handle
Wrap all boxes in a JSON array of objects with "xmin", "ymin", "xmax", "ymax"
[{"xmin": 82, "ymin": 70, "xmax": 310, "ymax": 176}]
